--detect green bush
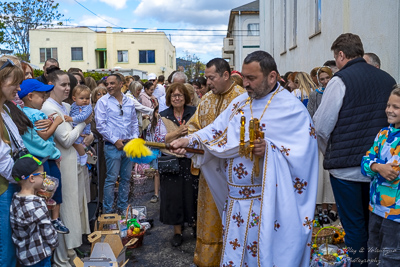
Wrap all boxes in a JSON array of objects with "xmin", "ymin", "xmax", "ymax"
[
  {"xmin": 33, "ymin": 69, "xmax": 44, "ymax": 78},
  {"xmin": 83, "ymin": 72, "xmax": 108, "ymax": 81},
  {"xmin": 33, "ymin": 69, "xmax": 108, "ymax": 82}
]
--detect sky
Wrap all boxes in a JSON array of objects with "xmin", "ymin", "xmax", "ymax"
[{"xmin": 53, "ymin": 0, "xmax": 247, "ymax": 63}]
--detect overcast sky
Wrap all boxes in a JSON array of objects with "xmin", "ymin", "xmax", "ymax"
[{"xmin": 56, "ymin": 0, "xmax": 247, "ymax": 63}]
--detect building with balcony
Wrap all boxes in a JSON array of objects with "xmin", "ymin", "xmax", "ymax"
[
  {"xmin": 29, "ymin": 27, "xmax": 176, "ymax": 77},
  {"xmin": 222, "ymin": 0, "xmax": 260, "ymax": 71}
]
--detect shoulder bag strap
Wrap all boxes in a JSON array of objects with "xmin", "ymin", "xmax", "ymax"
[
  {"xmin": 3, "ymin": 117, "xmax": 22, "ymax": 150},
  {"xmin": 0, "ymin": 107, "xmax": 12, "ymax": 195}
]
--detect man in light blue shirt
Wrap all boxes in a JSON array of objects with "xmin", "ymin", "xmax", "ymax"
[{"xmin": 95, "ymin": 74, "xmax": 139, "ymax": 214}]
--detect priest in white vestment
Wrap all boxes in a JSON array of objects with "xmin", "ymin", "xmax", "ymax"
[{"xmin": 171, "ymin": 51, "xmax": 319, "ymax": 267}]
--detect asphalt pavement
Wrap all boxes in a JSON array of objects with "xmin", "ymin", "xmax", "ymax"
[
  {"xmin": 77, "ymin": 174, "xmax": 197, "ymax": 267},
  {"xmin": 125, "ymin": 175, "xmax": 197, "ymax": 267}
]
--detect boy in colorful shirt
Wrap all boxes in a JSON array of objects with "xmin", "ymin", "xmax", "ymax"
[
  {"xmin": 10, "ymin": 155, "xmax": 58, "ymax": 266},
  {"xmin": 361, "ymin": 86, "xmax": 400, "ymax": 265}
]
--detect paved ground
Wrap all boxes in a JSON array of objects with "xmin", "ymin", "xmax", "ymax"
[
  {"xmin": 78, "ymin": 174, "xmax": 197, "ymax": 267},
  {"xmin": 125, "ymin": 176, "xmax": 196, "ymax": 267}
]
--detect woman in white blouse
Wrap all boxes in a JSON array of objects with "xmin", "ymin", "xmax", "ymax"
[
  {"xmin": 0, "ymin": 58, "xmax": 25, "ymax": 266},
  {"xmin": 41, "ymin": 69, "xmax": 92, "ymax": 266}
]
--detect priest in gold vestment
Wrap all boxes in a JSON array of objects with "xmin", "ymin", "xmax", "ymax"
[{"xmin": 188, "ymin": 58, "xmax": 245, "ymax": 267}]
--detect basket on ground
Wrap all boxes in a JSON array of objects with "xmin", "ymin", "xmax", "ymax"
[
  {"xmin": 312, "ymin": 226, "xmax": 335, "ymax": 245},
  {"xmin": 310, "ymin": 226, "xmax": 350, "ymax": 267},
  {"xmin": 121, "ymin": 205, "xmax": 145, "ymax": 249}
]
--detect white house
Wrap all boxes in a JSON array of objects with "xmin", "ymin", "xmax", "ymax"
[
  {"xmin": 222, "ymin": 0, "xmax": 260, "ymax": 71},
  {"xmin": 260, "ymin": 0, "xmax": 400, "ymax": 81}
]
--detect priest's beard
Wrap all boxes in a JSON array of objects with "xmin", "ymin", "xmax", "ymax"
[{"xmin": 246, "ymin": 77, "xmax": 272, "ymax": 99}]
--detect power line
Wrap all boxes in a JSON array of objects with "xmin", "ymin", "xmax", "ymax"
[
  {"xmin": 30, "ymin": 26, "xmax": 257, "ymax": 37},
  {"xmin": 30, "ymin": 28, "xmax": 231, "ymax": 37},
  {"xmin": 30, "ymin": 22, "xmax": 253, "ymax": 33},
  {"xmin": 73, "ymin": 0, "xmax": 119, "ymax": 27}
]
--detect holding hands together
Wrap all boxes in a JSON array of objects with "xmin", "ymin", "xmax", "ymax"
[{"xmin": 371, "ymin": 162, "xmax": 399, "ymax": 182}]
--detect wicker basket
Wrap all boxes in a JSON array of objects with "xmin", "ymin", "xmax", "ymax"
[
  {"xmin": 312, "ymin": 226, "xmax": 335, "ymax": 245},
  {"xmin": 122, "ymin": 230, "xmax": 145, "ymax": 249},
  {"xmin": 122, "ymin": 205, "xmax": 145, "ymax": 249}
]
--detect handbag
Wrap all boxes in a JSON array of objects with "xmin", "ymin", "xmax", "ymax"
[
  {"xmin": 158, "ymin": 155, "xmax": 180, "ymax": 174},
  {"xmin": 3, "ymin": 120, "xmax": 29, "ymax": 161}
]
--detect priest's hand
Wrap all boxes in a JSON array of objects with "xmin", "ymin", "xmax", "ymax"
[
  {"xmin": 253, "ymin": 138, "xmax": 266, "ymax": 157},
  {"xmin": 170, "ymin": 137, "xmax": 189, "ymax": 155}
]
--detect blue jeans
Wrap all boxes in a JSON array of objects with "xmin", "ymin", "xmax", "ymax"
[
  {"xmin": 25, "ymin": 256, "xmax": 51, "ymax": 267},
  {"xmin": 37, "ymin": 157, "xmax": 62, "ymax": 204},
  {"xmin": 103, "ymin": 144, "xmax": 133, "ymax": 213},
  {"xmin": 330, "ymin": 175, "xmax": 370, "ymax": 267},
  {"xmin": 0, "ymin": 183, "xmax": 19, "ymax": 267}
]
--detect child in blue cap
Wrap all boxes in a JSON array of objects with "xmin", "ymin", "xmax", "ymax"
[{"xmin": 18, "ymin": 79, "xmax": 69, "ymax": 234}]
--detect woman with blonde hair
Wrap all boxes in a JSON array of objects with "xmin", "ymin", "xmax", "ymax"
[
  {"xmin": 307, "ymin": 67, "xmax": 333, "ymax": 117},
  {"xmin": 91, "ymin": 86, "xmax": 107, "ymax": 106},
  {"xmin": 291, "ymin": 71, "xmax": 317, "ymax": 107},
  {"xmin": 0, "ymin": 58, "xmax": 25, "ymax": 266},
  {"xmin": 185, "ymin": 83, "xmax": 201, "ymax": 107},
  {"xmin": 126, "ymin": 81, "xmax": 143, "ymax": 100}
]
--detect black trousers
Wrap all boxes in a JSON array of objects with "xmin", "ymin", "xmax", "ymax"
[{"xmin": 368, "ymin": 212, "xmax": 400, "ymax": 266}]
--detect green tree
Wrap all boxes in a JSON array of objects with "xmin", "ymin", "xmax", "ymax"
[
  {"xmin": 0, "ymin": 22, "xmax": 5, "ymax": 44},
  {"xmin": 182, "ymin": 51, "xmax": 205, "ymax": 79},
  {"xmin": 193, "ymin": 61, "xmax": 205, "ymax": 77},
  {"xmin": 0, "ymin": 0, "xmax": 63, "ymax": 61}
]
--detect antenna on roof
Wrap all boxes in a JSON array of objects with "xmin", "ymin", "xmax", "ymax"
[{"xmin": 61, "ymin": 18, "xmax": 73, "ymax": 25}]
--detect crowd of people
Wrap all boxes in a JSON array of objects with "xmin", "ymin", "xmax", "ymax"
[{"xmin": 0, "ymin": 32, "xmax": 399, "ymax": 267}]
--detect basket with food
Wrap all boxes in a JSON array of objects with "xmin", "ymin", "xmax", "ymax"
[
  {"xmin": 310, "ymin": 226, "xmax": 350, "ymax": 267},
  {"xmin": 121, "ymin": 205, "xmax": 146, "ymax": 249},
  {"xmin": 312, "ymin": 226, "xmax": 335, "ymax": 246}
]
